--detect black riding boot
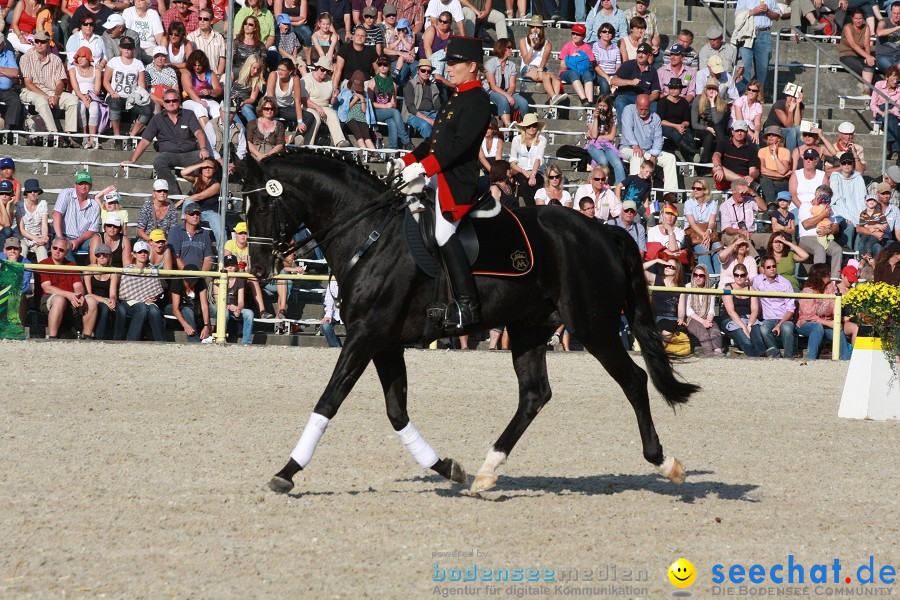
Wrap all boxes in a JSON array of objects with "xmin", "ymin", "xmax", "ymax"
[{"xmin": 439, "ymin": 234, "xmax": 481, "ymax": 329}]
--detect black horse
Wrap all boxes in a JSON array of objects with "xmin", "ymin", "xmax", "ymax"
[{"xmin": 240, "ymin": 148, "xmax": 699, "ymax": 495}]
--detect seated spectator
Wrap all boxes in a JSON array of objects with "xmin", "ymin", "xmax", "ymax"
[
  {"xmin": 167, "ymin": 264, "xmax": 211, "ymax": 342},
  {"xmin": 574, "ymin": 165, "xmax": 618, "ymax": 218},
  {"xmin": 246, "ymin": 97, "xmax": 287, "ymax": 162},
  {"xmin": 562, "ymin": 24, "xmax": 600, "ymax": 108},
  {"xmin": 168, "ymin": 201, "xmax": 214, "ymax": 271},
  {"xmin": 619, "ymin": 16, "xmax": 648, "ymax": 63},
  {"xmin": 797, "ymin": 263, "xmax": 852, "ymax": 360},
  {"xmin": 224, "ymin": 221, "xmax": 270, "ymax": 317},
  {"xmin": 52, "ymin": 171, "xmax": 100, "ymax": 261},
  {"xmin": 692, "ymin": 55, "xmax": 739, "ymax": 105},
  {"xmin": 856, "ymin": 193, "xmax": 890, "ymax": 259},
  {"xmin": 591, "ymin": 23, "xmax": 621, "ymax": 96},
  {"xmin": 790, "ymin": 125, "xmax": 837, "ymax": 172},
  {"xmin": 870, "ymin": 66, "xmax": 900, "ymax": 159},
  {"xmin": 341, "ymin": 70, "xmax": 376, "ymax": 151},
  {"xmin": 123, "ymin": 0, "xmax": 166, "ymax": 54},
  {"xmin": 164, "ymin": 0, "xmax": 200, "ymax": 35},
  {"xmin": 767, "ymin": 231, "xmax": 809, "ymax": 291},
  {"xmin": 359, "ymin": 6, "xmax": 384, "ymax": 55},
  {"xmin": 484, "ymin": 38, "xmax": 529, "ymax": 128},
  {"xmin": 519, "ymin": 17, "xmax": 566, "ymax": 105},
  {"xmin": 829, "ymin": 151, "xmax": 867, "ymax": 248},
  {"xmin": 20, "ymin": 31, "xmax": 80, "ymax": 148},
  {"xmin": 681, "ymin": 264, "xmax": 724, "ymax": 355},
  {"xmin": 462, "ymin": 0, "xmax": 507, "ymax": 41},
  {"xmin": 118, "ymin": 240, "xmax": 165, "ymax": 341},
  {"xmin": 614, "ymin": 158, "xmax": 653, "ymax": 215},
  {"xmin": 0, "ymin": 158, "xmax": 19, "ymax": 203},
  {"xmin": 658, "ymin": 78, "xmax": 697, "ymax": 161},
  {"xmin": 758, "ymin": 125, "xmax": 791, "ymax": 203},
  {"xmin": 833, "ymin": 122, "xmax": 867, "ymax": 175},
  {"xmin": 180, "ymin": 159, "xmax": 223, "ymax": 251},
  {"xmin": 0, "ymin": 35, "xmax": 24, "ymax": 143},
  {"xmin": 769, "ymin": 191, "xmax": 798, "ymax": 242},
  {"xmin": 99, "ymin": 191, "xmax": 129, "ymax": 229},
  {"xmin": 691, "ymin": 80, "xmax": 729, "ymax": 171},
  {"xmin": 384, "ymin": 16, "xmax": 415, "ymax": 85},
  {"xmin": 166, "ymin": 22, "xmax": 194, "ymax": 72},
  {"xmin": 137, "ymin": 179, "xmax": 180, "ymax": 242},
  {"xmin": 334, "ymin": 24, "xmax": 377, "ymax": 86},
  {"xmin": 0, "ymin": 180, "xmax": 14, "ymax": 250},
  {"xmin": 509, "ymin": 114, "xmax": 547, "ymax": 207},
  {"xmin": 303, "ymin": 56, "xmax": 351, "ymax": 147},
  {"xmin": 797, "ymin": 183, "xmax": 843, "ymax": 279},
  {"xmin": 233, "ymin": 55, "xmax": 267, "ymax": 125},
  {"xmin": 65, "ymin": 14, "xmax": 107, "ymax": 70},
  {"xmin": 610, "ymin": 42, "xmax": 659, "ymax": 117},
  {"xmin": 7, "ymin": 0, "xmax": 40, "ymax": 54},
  {"xmin": 711, "ymin": 120, "xmax": 760, "ymax": 191},
  {"xmin": 68, "ymin": 47, "xmax": 102, "ymax": 150},
  {"xmin": 105, "ymin": 36, "xmax": 153, "ymax": 145},
  {"xmin": 274, "ymin": 14, "xmax": 303, "ymax": 67},
  {"xmin": 84, "ymin": 243, "xmax": 125, "ymax": 340},
  {"xmin": 181, "ymin": 49, "xmax": 224, "ymax": 150},
  {"xmin": 752, "ymin": 255, "xmax": 797, "ymax": 358},
  {"xmin": 875, "ymin": 3, "xmax": 900, "ymax": 74},
  {"xmin": 874, "ymin": 180, "xmax": 900, "ymax": 242},
  {"xmin": 657, "ymin": 44, "xmax": 696, "ymax": 103},
  {"xmin": 791, "ymin": 0, "xmax": 840, "ymax": 33},
  {"xmin": 718, "ymin": 234, "xmax": 757, "ymax": 289},
  {"xmin": 424, "ymin": 0, "xmax": 465, "ymax": 35},
  {"xmin": 684, "ymin": 178, "xmax": 722, "ymax": 274},
  {"xmin": 188, "ymin": 8, "xmax": 226, "ymax": 75},
  {"xmin": 731, "ymin": 80, "xmax": 763, "ymax": 144},
  {"xmin": 489, "ymin": 160, "xmax": 518, "ymax": 208},
  {"xmin": 266, "ymin": 58, "xmax": 314, "ymax": 142},
  {"xmin": 535, "ymin": 165, "xmax": 572, "ymax": 207},
  {"xmin": 479, "ymin": 118, "xmax": 503, "ymax": 173},
  {"xmin": 89, "ymin": 213, "xmax": 132, "ymax": 267},
  {"xmin": 69, "ymin": 0, "xmax": 114, "ymax": 37},
  {"xmin": 209, "ymin": 255, "xmax": 254, "ymax": 344},
  {"xmin": 613, "ymin": 199, "xmax": 647, "ymax": 258},
  {"xmin": 369, "ymin": 55, "xmax": 412, "ymax": 150},
  {"xmin": 585, "ymin": 95, "xmax": 626, "ymax": 184},
  {"xmin": 720, "ymin": 264, "xmax": 765, "ymax": 356},
  {"xmin": 321, "ymin": 278, "xmax": 342, "ymax": 347},
  {"xmin": 762, "ymin": 85, "xmax": 804, "ymax": 151},
  {"xmin": 625, "ymin": 0, "xmax": 661, "ymax": 60},
  {"xmin": 402, "ymin": 59, "xmax": 441, "ymax": 139},
  {"xmin": 17, "ymin": 179, "xmax": 50, "ymax": 262},
  {"xmin": 37, "ymin": 238, "xmax": 99, "ymax": 339},
  {"xmin": 663, "ymin": 28, "xmax": 699, "ymax": 70},
  {"xmin": 147, "ymin": 228, "xmax": 174, "ymax": 270},
  {"xmin": 584, "ymin": 0, "xmax": 628, "ymax": 43},
  {"xmin": 643, "ymin": 256, "xmax": 683, "ymax": 342},
  {"xmin": 618, "ymin": 94, "xmax": 677, "ymax": 191},
  {"xmin": 146, "ymin": 46, "xmax": 180, "ymax": 110},
  {"xmin": 840, "ymin": 9, "xmax": 876, "ymax": 93},
  {"xmin": 647, "ymin": 203, "xmax": 687, "ymax": 262},
  {"xmin": 0, "ymin": 238, "xmax": 32, "ymax": 324},
  {"xmin": 233, "ymin": 15, "xmax": 267, "ymax": 72},
  {"xmin": 698, "ymin": 26, "xmax": 740, "ymax": 84},
  {"xmin": 874, "ymin": 241, "xmax": 900, "ymax": 284}
]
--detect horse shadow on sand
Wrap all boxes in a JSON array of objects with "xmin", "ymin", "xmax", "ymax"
[{"xmin": 397, "ymin": 470, "xmax": 759, "ymax": 504}]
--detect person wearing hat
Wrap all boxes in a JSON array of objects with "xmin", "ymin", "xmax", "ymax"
[
  {"xmin": 83, "ymin": 242, "xmax": 126, "ymax": 341},
  {"xmin": 829, "ymin": 150, "xmax": 867, "ymax": 248},
  {"xmin": 790, "ymin": 122, "xmax": 838, "ymax": 173},
  {"xmin": 0, "ymin": 237, "xmax": 33, "ymax": 324},
  {"xmin": 658, "ymin": 77, "xmax": 698, "ymax": 160},
  {"xmin": 146, "ymin": 229, "xmax": 173, "ymax": 271},
  {"xmin": 833, "ymin": 121, "xmax": 866, "ymax": 174},
  {"xmin": 101, "ymin": 13, "xmax": 151, "ymax": 65},
  {"xmin": 692, "ymin": 54, "xmax": 739, "ymax": 105},
  {"xmin": 136, "ymin": 179, "xmax": 179, "ymax": 243},
  {"xmin": 99, "ymin": 189, "xmax": 129, "ymax": 227},
  {"xmin": 584, "ymin": 0, "xmax": 628, "ymax": 43},
  {"xmin": 698, "ymin": 25, "xmax": 739, "ymax": 80},
  {"xmin": 369, "ymin": 55, "xmax": 413, "ymax": 150},
  {"xmin": 856, "ymin": 193, "xmax": 890, "ymax": 259},
  {"xmin": 187, "ymin": 7, "xmax": 227, "ymax": 75},
  {"xmin": 0, "ymin": 179, "xmax": 16, "ymax": 251},
  {"xmin": 612, "ymin": 199, "xmax": 648, "ymax": 257},
  {"xmin": 618, "ymin": 94, "xmax": 678, "ymax": 192},
  {"xmin": 517, "ymin": 16, "xmax": 565, "ymax": 104},
  {"xmin": 64, "ymin": 14, "xmax": 107, "ymax": 71},
  {"xmin": 89, "ymin": 211, "xmax": 132, "ymax": 268},
  {"xmin": 358, "ymin": 6, "xmax": 386, "ymax": 54},
  {"xmin": 104, "ymin": 35, "xmax": 154, "ymax": 145},
  {"xmin": 167, "ymin": 201, "xmax": 214, "ymax": 272},
  {"xmin": 19, "ymin": 30, "xmax": 81, "ymax": 148},
  {"xmin": 17, "ymin": 179, "xmax": 50, "ymax": 261},
  {"xmin": 224, "ymin": 221, "xmax": 271, "ymax": 319},
  {"xmin": 461, "ymin": 0, "xmax": 508, "ymax": 39},
  {"xmin": 656, "ymin": 44, "xmax": 697, "ymax": 102},
  {"xmin": 559, "ymin": 23, "xmax": 597, "ymax": 107},
  {"xmin": 384, "ymin": 15, "xmax": 416, "ymax": 83},
  {"xmin": 401, "ymin": 57, "xmax": 442, "ymax": 138},
  {"xmin": 145, "ymin": 46, "xmax": 179, "ymax": 108},
  {"xmin": 867, "ymin": 165, "xmax": 900, "ymax": 207},
  {"xmin": 392, "ymin": 36, "xmax": 490, "ymax": 329},
  {"xmin": 508, "ymin": 113, "xmax": 548, "ymax": 206},
  {"xmin": 609, "ymin": 41, "xmax": 660, "ymax": 117},
  {"xmin": 0, "ymin": 33, "xmax": 24, "ymax": 143},
  {"xmin": 343, "ymin": 69, "xmax": 377, "ymax": 151},
  {"xmin": 710, "ymin": 119, "xmax": 760, "ymax": 191},
  {"xmin": 51, "ymin": 171, "xmax": 100, "ymax": 261},
  {"xmin": 302, "ymin": 56, "xmax": 351, "ymax": 147},
  {"xmin": 757, "ymin": 125, "xmax": 791, "ymax": 204},
  {"xmin": 875, "ymin": 182, "xmax": 900, "ymax": 243}
]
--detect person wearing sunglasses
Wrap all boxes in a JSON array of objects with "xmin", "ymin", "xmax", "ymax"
[
  {"xmin": 425, "ymin": 1, "xmax": 465, "ymax": 36},
  {"xmin": 484, "ymin": 38, "xmax": 529, "ymax": 128},
  {"xmin": 751, "ymin": 255, "xmax": 797, "ymax": 358},
  {"xmin": 37, "ymin": 238, "xmax": 99, "ymax": 340},
  {"xmin": 187, "ymin": 8, "xmax": 227, "ymax": 76},
  {"xmin": 680, "ymin": 263, "xmax": 724, "ymax": 355},
  {"xmin": 535, "ymin": 164, "xmax": 572, "ymax": 207},
  {"xmin": 720, "ymin": 265, "xmax": 765, "ymax": 356},
  {"xmin": 573, "ymin": 165, "xmax": 618, "ymax": 218},
  {"xmin": 0, "ymin": 238, "xmax": 33, "ymax": 325},
  {"xmin": 19, "ymin": 31, "xmax": 81, "ymax": 148},
  {"xmin": 402, "ymin": 58, "xmax": 441, "ymax": 139},
  {"xmin": 234, "ymin": 0, "xmax": 276, "ymax": 49},
  {"xmin": 583, "ymin": 0, "xmax": 627, "ymax": 44},
  {"xmin": 642, "ymin": 256, "xmax": 684, "ymax": 344},
  {"xmin": 65, "ymin": 15, "xmax": 107, "ymax": 72}
]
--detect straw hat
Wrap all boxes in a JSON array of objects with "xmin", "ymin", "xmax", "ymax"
[
  {"xmin": 526, "ymin": 15, "xmax": 545, "ymax": 27},
  {"xmin": 515, "ymin": 113, "xmax": 545, "ymax": 135}
]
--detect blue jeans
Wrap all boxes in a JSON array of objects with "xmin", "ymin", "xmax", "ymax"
[
  {"xmin": 292, "ymin": 24, "xmax": 312, "ymax": 47},
  {"xmin": 782, "ymin": 125, "xmax": 801, "ymax": 153},
  {"xmin": 543, "ymin": 0, "xmax": 569, "ymax": 17},
  {"xmin": 123, "ymin": 301, "xmax": 165, "ymax": 341},
  {"xmin": 758, "ymin": 318, "xmax": 797, "ymax": 357},
  {"xmin": 407, "ymin": 109, "xmax": 437, "ymax": 139},
  {"xmin": 374, "ymin": 107, "xmax": 410, "ymax": 148},
  {"xmin": 721, "ymin": 317, "xmax": 766, "ymax": 356},
  {"xmin": 321, "ymin": 318, "xmax": 342, "ymax": 347},
  {"xmin": 797, "ymin": 321, "xmax": 852, "ymax": 360},
  {"xmin": 586, "ymin": 145, "xmax": 627, "ymax": 185},
  {"xmin": 96, "ymin": 301, "xmax": 127, "ymax": 340},
  {"xmin": 876, "ymin": 55, "xmax": 898, "ymax": 74},
  {"xmin": 200, "ymin": 208, "xmax": 223, "ymax": 254},
  {"xmin": 210, "ymin": 303, "xmax": 254, "ymax": 344},
  {"xmin": 574, "ymin": 0, "xmax": 586, "ymax": 21},
  {"xmin": 876, "ymin": 114, "xmax": 900, "ymax": 152},
  {"xmin": 595, "ymin": 76, "xmax": 611, "ymax": 95},
  {"xmin": 560, "ymin": 69, "xmax": 595, "ymax": 86},
  {"xmin": 692, "ymin": 241, "xmax": 723, "ymax": 274},
  {"xmin": 59, "ymin": 236, "xmax": 91, "ymax": 263},
  {"xmin": 738, "ymin": 29, "xmax": 773, "ymax": 90},
  {"xmin": 164, "ymin": 303, "xmax": 203, "ymax": 342},
  {"xmin": 488, "ymin": 90, "xmax": 529, "ymax": 117},
  {"xmin": 857, "ymin": 233, "xmax": 888, "ymax": 257},
  {"xmin": 240, "ymin": 103, "xmax": 258, "ymax": 124}
]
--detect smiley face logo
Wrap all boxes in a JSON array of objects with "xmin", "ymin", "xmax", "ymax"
[{"xmin": 668, "ymin": 559, "xmax": 696, "ymax": 588}]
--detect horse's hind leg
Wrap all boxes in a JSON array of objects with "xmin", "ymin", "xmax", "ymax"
[
  {"xmin": 471, "ymin": 321, "xmax": 556, "ymax": 493},
  {"xmin": 373, "ymin": 347, "xmax": 467, "ymax": 485}
]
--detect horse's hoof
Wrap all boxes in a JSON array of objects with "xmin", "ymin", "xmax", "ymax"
[
  {"xmin": 267, "ymin": 475, "xmax": 295, "ymax": 494},
  {"xmin": 658, "ymin": 457, "xmax": 686, "ymax": 484},
  {"xmin": 449, "ymin": 459, "xmax": 468, "ymax": 485},
  {"xmin": 470, "ymin": 472, "xmax": 497, "ymax": 493}
]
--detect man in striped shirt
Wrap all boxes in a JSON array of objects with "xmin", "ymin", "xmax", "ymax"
[
  {"xmin": 52, "ymin": 170, "xmax": 100, "ymax": 262},
  {"xmin": 19, "ymin": 31, "xmax": 80, "ymax": 147}
]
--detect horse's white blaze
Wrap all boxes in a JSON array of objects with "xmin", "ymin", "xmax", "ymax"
[
  {"xmin": 657, "ymin": 456, "xmax": 676, "ymax": 478},
  {"xmin": 290, "ymin": 412, "xmax": 330, "ymax": 468},
  {"xmin": 395, "ymin": 422, "xmax": 440, "ymax": 469},
  {"xmin": 476, "ymin": 449, "xmax": 507, "ymax": 478}
]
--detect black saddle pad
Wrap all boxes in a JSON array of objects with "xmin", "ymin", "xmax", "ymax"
[{"xmin": 403, "ymin": 205, "xmax": 534, "ymax": 278}]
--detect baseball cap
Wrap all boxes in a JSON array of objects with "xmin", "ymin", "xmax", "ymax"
[
  {"xmin": 0, "ymin": 180, "xmax": 13, "ymax": 195},
  {"xmin": 669, "ymin": 44, "xmax": 686, "ymax": 55},
  {"xmin": 362, "ymin": 5, "xmax": 377, "ymax": 16},
  {"xmin": 838, "ymin": 121, "xmax": 855, "ymax": 134},
  {"xmin": 839, "ymin": 151, "xmax": 855, "ymax": 165},
  {"xmin": 104, "ymin": 212, "xmax": 122, "ymax": 227},
  {"xmin": 223, "ymin": 254, "xmax": 239, "ymax": 267},
  {"xmin": 75, "ymin": 170, "xmax": 93, "ymax": 184},
  {"xmin": 776, "ymin": 191, "xmax": 792, "ymax": 202},
  {"xmin": 376, "ymin": 55, "xmax": 391, "ymax": 65},
  {"xmin": 383, "ymin": 3, "xmax": 397, "ymax": 15},
  {"xmin": 732, "ymin": 119, "xmax": 749, "ymax": 131},
  {"xmin": 706, "ymin": 25, "xmax": 724, "ymax": 39},
  {"xmin": 183, "ymin": 201, "xmax": 202, "ymax": 215},
  {"xmin": 802, "ymin": 148, "xmax": 820, "ymax": 160},
  {"xmin": 94, "ymin": 243, "xmax": 112, "ymax": 255},
  {"xmin": 707, "ymin": 55, "xmax": 724, "ymax": 74},
  {"xmin": 662, "ymin": 203, "xmax": 678, "ymax": 216},
  {"xmin": 104, "ymin": 13, "xmax": 125, "ymax": 29},
  {"xmin": 877, "ymin": 181, "xmax": 893, "ymax": 194},
  {"xmin": 636, "ymin": 42, "xmax": 653, "ymax": 54},
  {"xmin": 0, "ymin": 157, "xmax": 15, "ymax": 169},
  {"xmin": 234, "ymin": 222, "xmax": 248, "ymax": 233},
  {"xmin": 23, "ymin": 178, "xmax": 42, "ymax": 194},
  {"xmin": 152, "ymin": 45, "xmax": 168, "ymax": 57},
  {"xmin": 571, "ymin": 23, "xmax": 586, "ymax": 35},
  {"xmin": 276, "ymin": 13, "xmax": 291, "ymax": 25},
  {"xmin": 133, "ymin": 240, "xmax": 150, "ymax": 253},
  {"xmin": 4, "ymin": 237, "xmax": 21, "ymax": 249},
  {"xmin": 841, "ymin": 265, "xmax": 858, "ymax": 283},
  {"xmin": 119, "ymin": 36, "xmax": 135, "ymax": 48},
  {"xmin": 32, "ymin": 30, "xmax": 50, "ymax": 42},
  {"xmin": 622, "ymin": 200, "xmax": 638, "ymax": 212},
  {"xmin": 149, "ymin": 229, "xmax": 167, "ymax": 242},
  {"xmin": 153, "ymin": 178, "xmax": 169, "ymax": 191},
  {"xmin": 886, "ymin": 165, "xmax": 900, "ymax": 182}
]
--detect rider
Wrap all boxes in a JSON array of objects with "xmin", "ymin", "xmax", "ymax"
[{"xmin": 393, "ymin": 37, "xmax": 492, "ymax": 330}]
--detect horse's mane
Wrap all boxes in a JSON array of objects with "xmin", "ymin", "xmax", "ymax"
[{"xmin": 263, "ymin": 147, "xmax": 392, "ymax": 195}]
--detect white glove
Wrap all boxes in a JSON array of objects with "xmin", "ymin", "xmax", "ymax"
[
  {"xmin": 389, "ymin": 157, "xmax": 406, "ymax": 179},
  {"xmin": 401, "ymin": 162, "xmax": 427, "ymax": 195}
]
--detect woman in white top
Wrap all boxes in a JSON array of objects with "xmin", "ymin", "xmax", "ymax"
[
  {"xmin": 718, "ymin": 235, "xmax": 757, "ymax": 289},
  {"xmin": 679, "ymin": 263, "xmax": 724, "ymax": 355},
  {"xmin": 618, "ymin": 16, "xmax": 647, "ymax": 62},
  {"xmin": 166, "ymin": 22, "xmax": 193, "ymax": 72},
  {"xmin": 647, "ymin": 202, "xmax": 687, "ymax": 260},
  {"xmin": 518, "ymin": 16, "xmax": 566, "ymax": 105},
  {"xmin": 478, "ymin": 117, "xmax": 504, "ymax": 173},
  {"xmin": 67, "ymin": 46, "xmax": 102, "ymax": 150},
  {"xmin": 509, "ymin": 113, "xmax": 548, "ymax": 207},
  {"xmin": 731, "ymin": 80, "xmax": 764, "ymax": 144},
  {"xmin": 682, "ymin": 178, "xmax": 722, "ymax": 274},
  {"xmin": 534, "ymin": 164, "xmax": 572, "ymax": 206},
  {"xmin": 17, "ymin": 181, "xmax": 49, "ymax": 261},
  {"xmin": 123, "ymin": 0, "xmax": 165, "ymax": 50}
]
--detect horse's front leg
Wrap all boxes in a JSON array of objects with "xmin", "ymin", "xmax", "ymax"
[
  {"xmin": 373, "ymin": 347, "xmax": 467, "ymax": 485},
  {"xmin": 268, "ymin": 337, "xmax": 375, "ymax": 494}
]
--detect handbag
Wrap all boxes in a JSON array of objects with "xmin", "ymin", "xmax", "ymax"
[
  {"xmin": 564, "ymin": 52, "xmax": 592, "ymax": 75},
  {"xmin": 665, "ymin": 331, "xmax": 692, "ymax": 356},
  {"xmin": 687, "ymin": 222, "xmax": 720, "ymax": 246}
]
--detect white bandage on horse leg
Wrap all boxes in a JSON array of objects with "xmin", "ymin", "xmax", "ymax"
[
  {"xmin": 395, "ymin": 422, "xmax": 440, "ymax": 469},
  {"xmin": 476, "ymin": 449, "xmax": 507, "ymax": 477},
  {"xmin": 657, "ymin": 456, "xmax": 676, "ymax": 478},
  {"xmin": 290, "ymin": 412, "xmax": 331, "ymax": 468}
]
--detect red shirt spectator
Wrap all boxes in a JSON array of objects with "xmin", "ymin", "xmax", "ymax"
[
  {"xmin": 35, "ymin": 256, "xmax": 80, "ymax": 299},
  {"xmin": 163, "ymin": 0, "xmax": 199, "ymax": 33}
]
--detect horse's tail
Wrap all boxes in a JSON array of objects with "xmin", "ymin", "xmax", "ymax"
[{"xmin": 608, "ymin": 225, "xmax": 700, "ymax": 408}]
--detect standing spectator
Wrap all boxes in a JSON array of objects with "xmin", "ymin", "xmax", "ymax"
[
  {"xmin": 719, "ymin": 178, "xmax": 769, "ymax": 256},
  {"xmin": 559, "ymin": 24, "xmax": 597, "ymax": 107},
  {"xmin": 734, "ymin": 0, "xmax": 780, "ymax": 91},
  {"xmin": 684, "ymin": 179, "xmax": 722, "ymax": 274},
  {"xmin": 711, "ymin": 120, "xmax": 760, "ymax": 191},
  {"xmin": 658, "ymin": 78, "xmax": 697, "ymax": 161},
  {"xmin": 65, "ymin": 14, "xmax": 107, "ymax": 68},
  {"xmin": 610, "ymin": 42, "xmax": 659, "ymax": 117},
  {"xmin": 763, "ymin": 86, "xmax": 804, "ymax": 152},
  {"xmin": 656, "ymin": 44, "xmax": 696, "ymax": 102},
  {"xmin": 188, "ymin": 8, "xmax": 226, "ymax": 75},
  {"xmin": 612, "ymin": 199, "xmax": 647, "ymax": 257},
  {"xmin": 833, "ymin": 121, "xmax": 867, "ymax": 175},
  {"xmin": 662, "ymin": 29, "xmax": 699, "ymax": 69},
  {"xmin": 618, "ymin": 94, "xmax": 678, "ymax": 192},
  {"xmin": 117, "ymin": 240, "xmax": 166, "ymax": 341},
  {"xmin": 693, "ymin": 54, "xmax": 740, "ymax": 104},
  {"xmin": 321, "ymin": 278, "xmax": 342, "ymax": 347},
  {"xmin": 732, "ymin": 80, "xmax": 764, "ymax": 144},
  {"xmin": 797, "ymin": 182, "xmax": 843, "ymax": 279},
  {"xmin": 104, "ymin": 36, "xmax": 153, "ymax": 145},
  {"xmin": 163, "ymin": 0, "xmax": 199, "ymax": 33},
  {"xmin": 875, "ymin": 3, "xmax": 900, "ymax": 74},
  {"xmin": 584, "ymin": 0, "xmax": 627, "ymax": 44},
  {"xmin": 37, "ymin": 238, "xmax": 99, "ymax": 339},
  {"xmin": 52, "ymin": 170, "xmax": 100, "ymax": 261},
  {"xmin": 519, "ymin": 16, "xmax": 565, "ymax": 105},
  {"xmin": 508, "ymin": 114, "xmax": 547, "ymax": 207},
  {"xmin": 752, "ymin": 255, "xmax": 797, "ymax": 358},
  {"xmin": 691, "ymin": 80, "xmax": 729, "ymax": 170},
  {"xmin": 19, "ymin": 31, "xmax": 80, "ymax": 148},
  {"xmin": 829, "ymin": 151, "xmax": 867, "ymax": 248},
  {"xmin": 681, "ymin": 264, "xmax": 724, "ymax": 355},
  {"xmin": 123, "ymin": 0, "xmax": 165, "ymax": 54},
  {"xmin": 122, "ymin": 88, "xmax": 211, "ymax": 195},
  {"xmin": 369, "ymin": 55, "xmax": 412, "ymax": 150},
  {"xmin": 870, "ymin": 66, "xmax": 900, "ymax": 159},
  {"xmin": 17, "ymin": 179, "xmax": 50, "ymax": 262},
  {"xmin": 0, "ymin": 33, "xmax": 24, "ymax": 142},
  {"xmin": 484, "ymin": 38, "xmax": 528, "ymax": 128},
  {"xmin": 698, "ymin": 25, "xmax": 740, "ymax": 83},
  {"xmin": 167, "ymin": 201, "xmax": 214, "ymax": 271},
  {"xmin": 585, "ymin": 95, "xmax": 627, "ymax": 185},
  {"xmin": 591, "ymin": 23, "xmax": 621, "ymax": 96},
  {"xmin": 841, "ymin": 8, "xmax": 876, "ymax": 93},
  {"xmin": 209, "ymin": 255, "xmax": 253, "ymax": 344},
  {"xmin": 137, "ymin": 179, "xmax": 180, "ymax": 241},
  {"xmin": 757, "ymin": 125, "xmax": 791, "ymax": 203},
  {"xmin": 574, "ymin": 166, "xmax": 620, "ymax": 218},
  {"xmin": 402, "ymin": 58, "xmax": 441, "ymax": 138}
]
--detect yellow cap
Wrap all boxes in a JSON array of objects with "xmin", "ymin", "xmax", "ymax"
[
  {"xmin": 148, "ymin": 229, "xmax": 167, "ymax": 242},
  {"xmin": 234, "ymin": 222, "xmax": 248, "ymax": 234}
]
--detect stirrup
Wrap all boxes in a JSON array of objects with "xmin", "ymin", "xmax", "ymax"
[{"xmin": 443, "ymin": 299, "xmax": 480, "ymax": 330}]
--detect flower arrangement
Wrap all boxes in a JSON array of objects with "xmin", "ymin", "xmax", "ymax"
[{"xmin": 843, "ymin": 282, "xmax": 900, "ymax": 366}]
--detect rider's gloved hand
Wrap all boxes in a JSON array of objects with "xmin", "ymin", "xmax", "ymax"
[
  {"xmin": 401, "ymin": 162, "xmax": 427, "ymax": 195},
  {"xmin": 389, "ymin": 157, "xmax": 407, "ymax": 179}
]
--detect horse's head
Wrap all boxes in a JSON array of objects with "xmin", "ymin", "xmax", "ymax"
[{"xmin": 239, "ymin": 156, "xmax": 285, "ymax": 281}]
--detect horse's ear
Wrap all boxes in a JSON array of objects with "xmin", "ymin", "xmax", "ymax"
[{"xmin": 238, "ymin": 155, "xmax": 264, "ymax": 187}]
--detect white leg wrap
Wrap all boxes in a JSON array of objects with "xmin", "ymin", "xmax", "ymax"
[
  {"xmin": 396, "ymin": 422, "xmax": 440, "ymax": 469},
  {"xmin": 289, "ymin": 412, "xmax": 330, "ymax": 468},
  {"xmin": 657, "ymin": 456, "xmax": 676, "ymax": 478},
  {"xmin": 476, "ymin": 449, "xmax": 507, "ymax": 476}
]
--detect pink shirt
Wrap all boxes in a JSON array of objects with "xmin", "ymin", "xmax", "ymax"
[
  {"xmin": 870, "ymin": 81, "xmax": 900, "ymax": 119},
  {"xmin": 797, "ymin": 281, "xmax": 837, "ymax": 326}
]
